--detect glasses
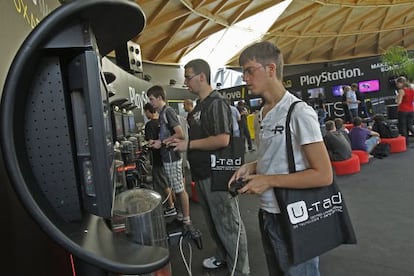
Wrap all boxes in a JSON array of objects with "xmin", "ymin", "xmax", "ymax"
[
  {"xmin": 242, "ymin": 64, "xmax": 265, "ymax": 76},
  {"xmin": 184, "ymin": 73, "xmax": 200, "ymax": 82}
]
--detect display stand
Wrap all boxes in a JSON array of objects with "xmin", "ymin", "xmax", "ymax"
[{"xmin": 0, "ymin": 1, "xmax": 170, "ymax": 275}]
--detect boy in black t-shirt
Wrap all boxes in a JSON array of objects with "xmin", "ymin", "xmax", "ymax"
[
  {"xmin": 143, "ymin": 103, "xmax": 176, "ymax": 216},
  {"xmin": 170, "ymin": 59, "xmax": 250, "ymax": 275}
]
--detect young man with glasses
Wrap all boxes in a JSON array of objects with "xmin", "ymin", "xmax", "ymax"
[
  {"xmin": 170, "ymin": 59, "xmax": 250, "ymax": 276},
  {"xmin": 230, "ymin": 42, "xmax": 333, "ymax": 276}
]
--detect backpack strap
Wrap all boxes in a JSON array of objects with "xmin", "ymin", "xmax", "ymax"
[{"xmin": 161, "ymin": 105, "xmax": 177, "ymax": 133}]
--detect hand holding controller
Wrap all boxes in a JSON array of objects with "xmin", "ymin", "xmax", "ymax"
[{"xmin": 229, "ymin": 178, "xmax": 247, "ymax": 197}]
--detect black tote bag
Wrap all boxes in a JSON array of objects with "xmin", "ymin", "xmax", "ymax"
[
  {"xmin": 273, "ymin": 101, "xmax": 357, "ymax": 265},
  {"xmin": 210, "ymin": 136, "xmax": 245, "ymax": 191}
]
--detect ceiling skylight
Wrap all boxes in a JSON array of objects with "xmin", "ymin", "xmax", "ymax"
[{"xmin": 180, "ymin": 0, "xmax": 292, "ymax": 71}]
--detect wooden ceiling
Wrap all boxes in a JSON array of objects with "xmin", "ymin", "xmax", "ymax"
[{"xmin": 132, "ymin": 0, "xmax": 414, "ymax": 67}]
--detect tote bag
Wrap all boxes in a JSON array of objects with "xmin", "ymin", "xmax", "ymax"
[
  {"xmin": 274, "ymin": 101, "xmax": 357, "ymax": 265},
  {"xmin": 210, "ymin": 136, "xmax": 245, "ymax": 191}
]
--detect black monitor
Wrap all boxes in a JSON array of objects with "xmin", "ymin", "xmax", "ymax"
[
  {"xmin": 112, "ymin": 110, "xmax": 125, "ymax": 141},
  {"xmin": 122, "ymin": 112, "xmax": 130, "ymax": 137},
  {"xmin": 68, "ymin": 46, "xmax": 114, "ymax": 219},
  {"xmin": 128, "ymin": 113, "xmax": 137, "ymax": 135},
  {"xmin": 0, "ymin": 1, "xmax": 171, "ymax": 274}
]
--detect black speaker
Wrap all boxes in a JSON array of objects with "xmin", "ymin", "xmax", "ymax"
[
  {"xmin": 386, "ymin": 104, "xmax": 399, "ymax": 120},
  {"xmin": 115, "ymin": 40, "xmax": 143, "ymax": 73}
]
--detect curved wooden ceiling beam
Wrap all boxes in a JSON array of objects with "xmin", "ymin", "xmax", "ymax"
[
  {"xmin": 180, "ymin": 0, "xmax": 230, "ymax": 27},
  {"xmin": 152, "ymin": 16, "xmax": 190, "ymax": 60},
  {"xmin": 145, "ymin": 0, "xmax": 170, "ymax": 27},
  {"xmin": 266, "ymin": 23, "xmax": 414, "ymax": 39},
  {"xmin": 311, "ymin": 0, "xmax": 414, "ymax": 8}
]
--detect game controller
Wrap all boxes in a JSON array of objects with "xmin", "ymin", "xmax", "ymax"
[
  {"xmin": 190, "ymin": 229, "xmax": 203, "ymax": 250},
  {"xmin": 229, "ymin": 178, "xmax": 247, "ymax": 197},
  {"xmin": 183, "ymin": 225, "xmax": 203, "ymax": 250}
]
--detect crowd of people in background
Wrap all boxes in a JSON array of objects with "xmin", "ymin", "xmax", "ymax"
[
  {"xmin": 321, "ymin": 76, "xmax": 414, "ymax": 162},
  {"xmin": 138, "ymin": 41, "xmax": 413, "ymax": 276}
]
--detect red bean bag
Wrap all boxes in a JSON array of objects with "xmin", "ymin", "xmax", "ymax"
[
  {"xmin": 352, "ymin": 150, "xmax": 369, "ymax": 164},
  {"xmin": 331, "ymin": 153, "xmax": 360, "ymax": 176},
  {"xmin": 344, "ymin": 123, "xmax": 354, "ymax": 131},
  {"xmin": 380, "ymin": 136, "xmax": 407, "ymax": 153}
]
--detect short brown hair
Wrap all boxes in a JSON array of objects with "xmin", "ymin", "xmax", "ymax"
[
  {"xmin": 325, "ymin": 120, "xmax": 336, "ymax": 132},
  {"xmin": 147, "ymin": 85, "xmax": 166, "ymax": 101},
  {"xmin": 352, "ymin": 116, "xmax": 362, "ymax": 126},
  {"xmin": 184, "ymin": 59, "xmax": 211, "ymax": 85},
  {"xmin": 239, "ymin": 41, "xmax": 284, "ymax": 80},
  {"xmin": 334, "ymin": 118, "xmax": 344, "ymax": 129}
]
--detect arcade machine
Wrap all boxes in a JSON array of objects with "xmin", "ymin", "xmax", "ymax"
[
  {"xmin": 110, "ymin": 99, "xmax": 152, "ymax": 191},
  {"xmin": 0, "ymin": 1, "xmax": 170, "ymax": 275}
]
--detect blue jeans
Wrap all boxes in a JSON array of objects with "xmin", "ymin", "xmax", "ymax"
[
  {"xmin": 366, "ymin": 136, "xmax": 380, "ymax": 153},
  {"xmin": 259, "ymin": 209, "xmax": 320, "ymax": 276},
  {"xmin": 349, "ymin": 108, "xmax": 358, "ymax": 120}
]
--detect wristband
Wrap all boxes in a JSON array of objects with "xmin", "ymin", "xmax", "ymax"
[{"xmin": 187, "ymin": 139, "xmax": 191, "ymax": 151}]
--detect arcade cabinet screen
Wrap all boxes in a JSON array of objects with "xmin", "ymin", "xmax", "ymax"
[
  {"xmin": 359, "ymin": 80, "xmax": 380, "ymax": 93},
  {"xmin": 331, "ymin": 85, "xmax": 344, "ymax": 97},
  {"xmin": 113, "ymin": 111, "xmax": 124, "ymax": 141},
  {"xmin": 122, "ymin": 113, "xmax": 130, "ymax": 137},
  {"xmin": 307, "ymin": 87, "xmax": 324, "ymax": 98},
  {"xmin": 128, "ymin": 114, "xmax": 136, "ymax": 135}
]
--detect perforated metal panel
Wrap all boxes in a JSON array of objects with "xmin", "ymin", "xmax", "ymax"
[{"xmin": 24, "ymin": 56, "xmax": 82, "ymax": 221}]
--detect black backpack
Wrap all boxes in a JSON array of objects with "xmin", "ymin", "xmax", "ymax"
[
  {"xmin": 388, "ymin": 124, "xmax": 399, "ymax": 138},
  {"xmin": 372, "ymin": 121, "xmax": 399, "ymax": 138},
  {"xmin": 372, "ymin": 143, "xmax": 391, "ymax": 159}
]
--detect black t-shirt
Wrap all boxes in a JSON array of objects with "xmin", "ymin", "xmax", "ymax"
[
  {"xmin": 187, "ymin": 91, "xmax": 232, "ymax": 180},
  {"xmin": 144, "ymin": 119, "xmax": 163, "ymax": 166}
]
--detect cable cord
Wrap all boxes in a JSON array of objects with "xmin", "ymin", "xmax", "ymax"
[
  {"xmin": 230, "ymin": 196, "xmax": 242, "ymax": 276},
  {"xmin": 179, "ymin": 235, "xmax": 193, "ymax": 276}
]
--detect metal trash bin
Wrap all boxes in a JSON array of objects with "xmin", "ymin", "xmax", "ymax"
[
  {"xmin": 114, "ymin": 159, "xmax": 127, "ymax": 191},
  {"xmin": 113, "ymin": 189, "xmax": 168, "ymax": 248}
]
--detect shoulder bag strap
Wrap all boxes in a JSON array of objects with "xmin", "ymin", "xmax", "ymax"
[{"xmin": 285, "ymin": 101, "xmax": 302, "ymax": 173}]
